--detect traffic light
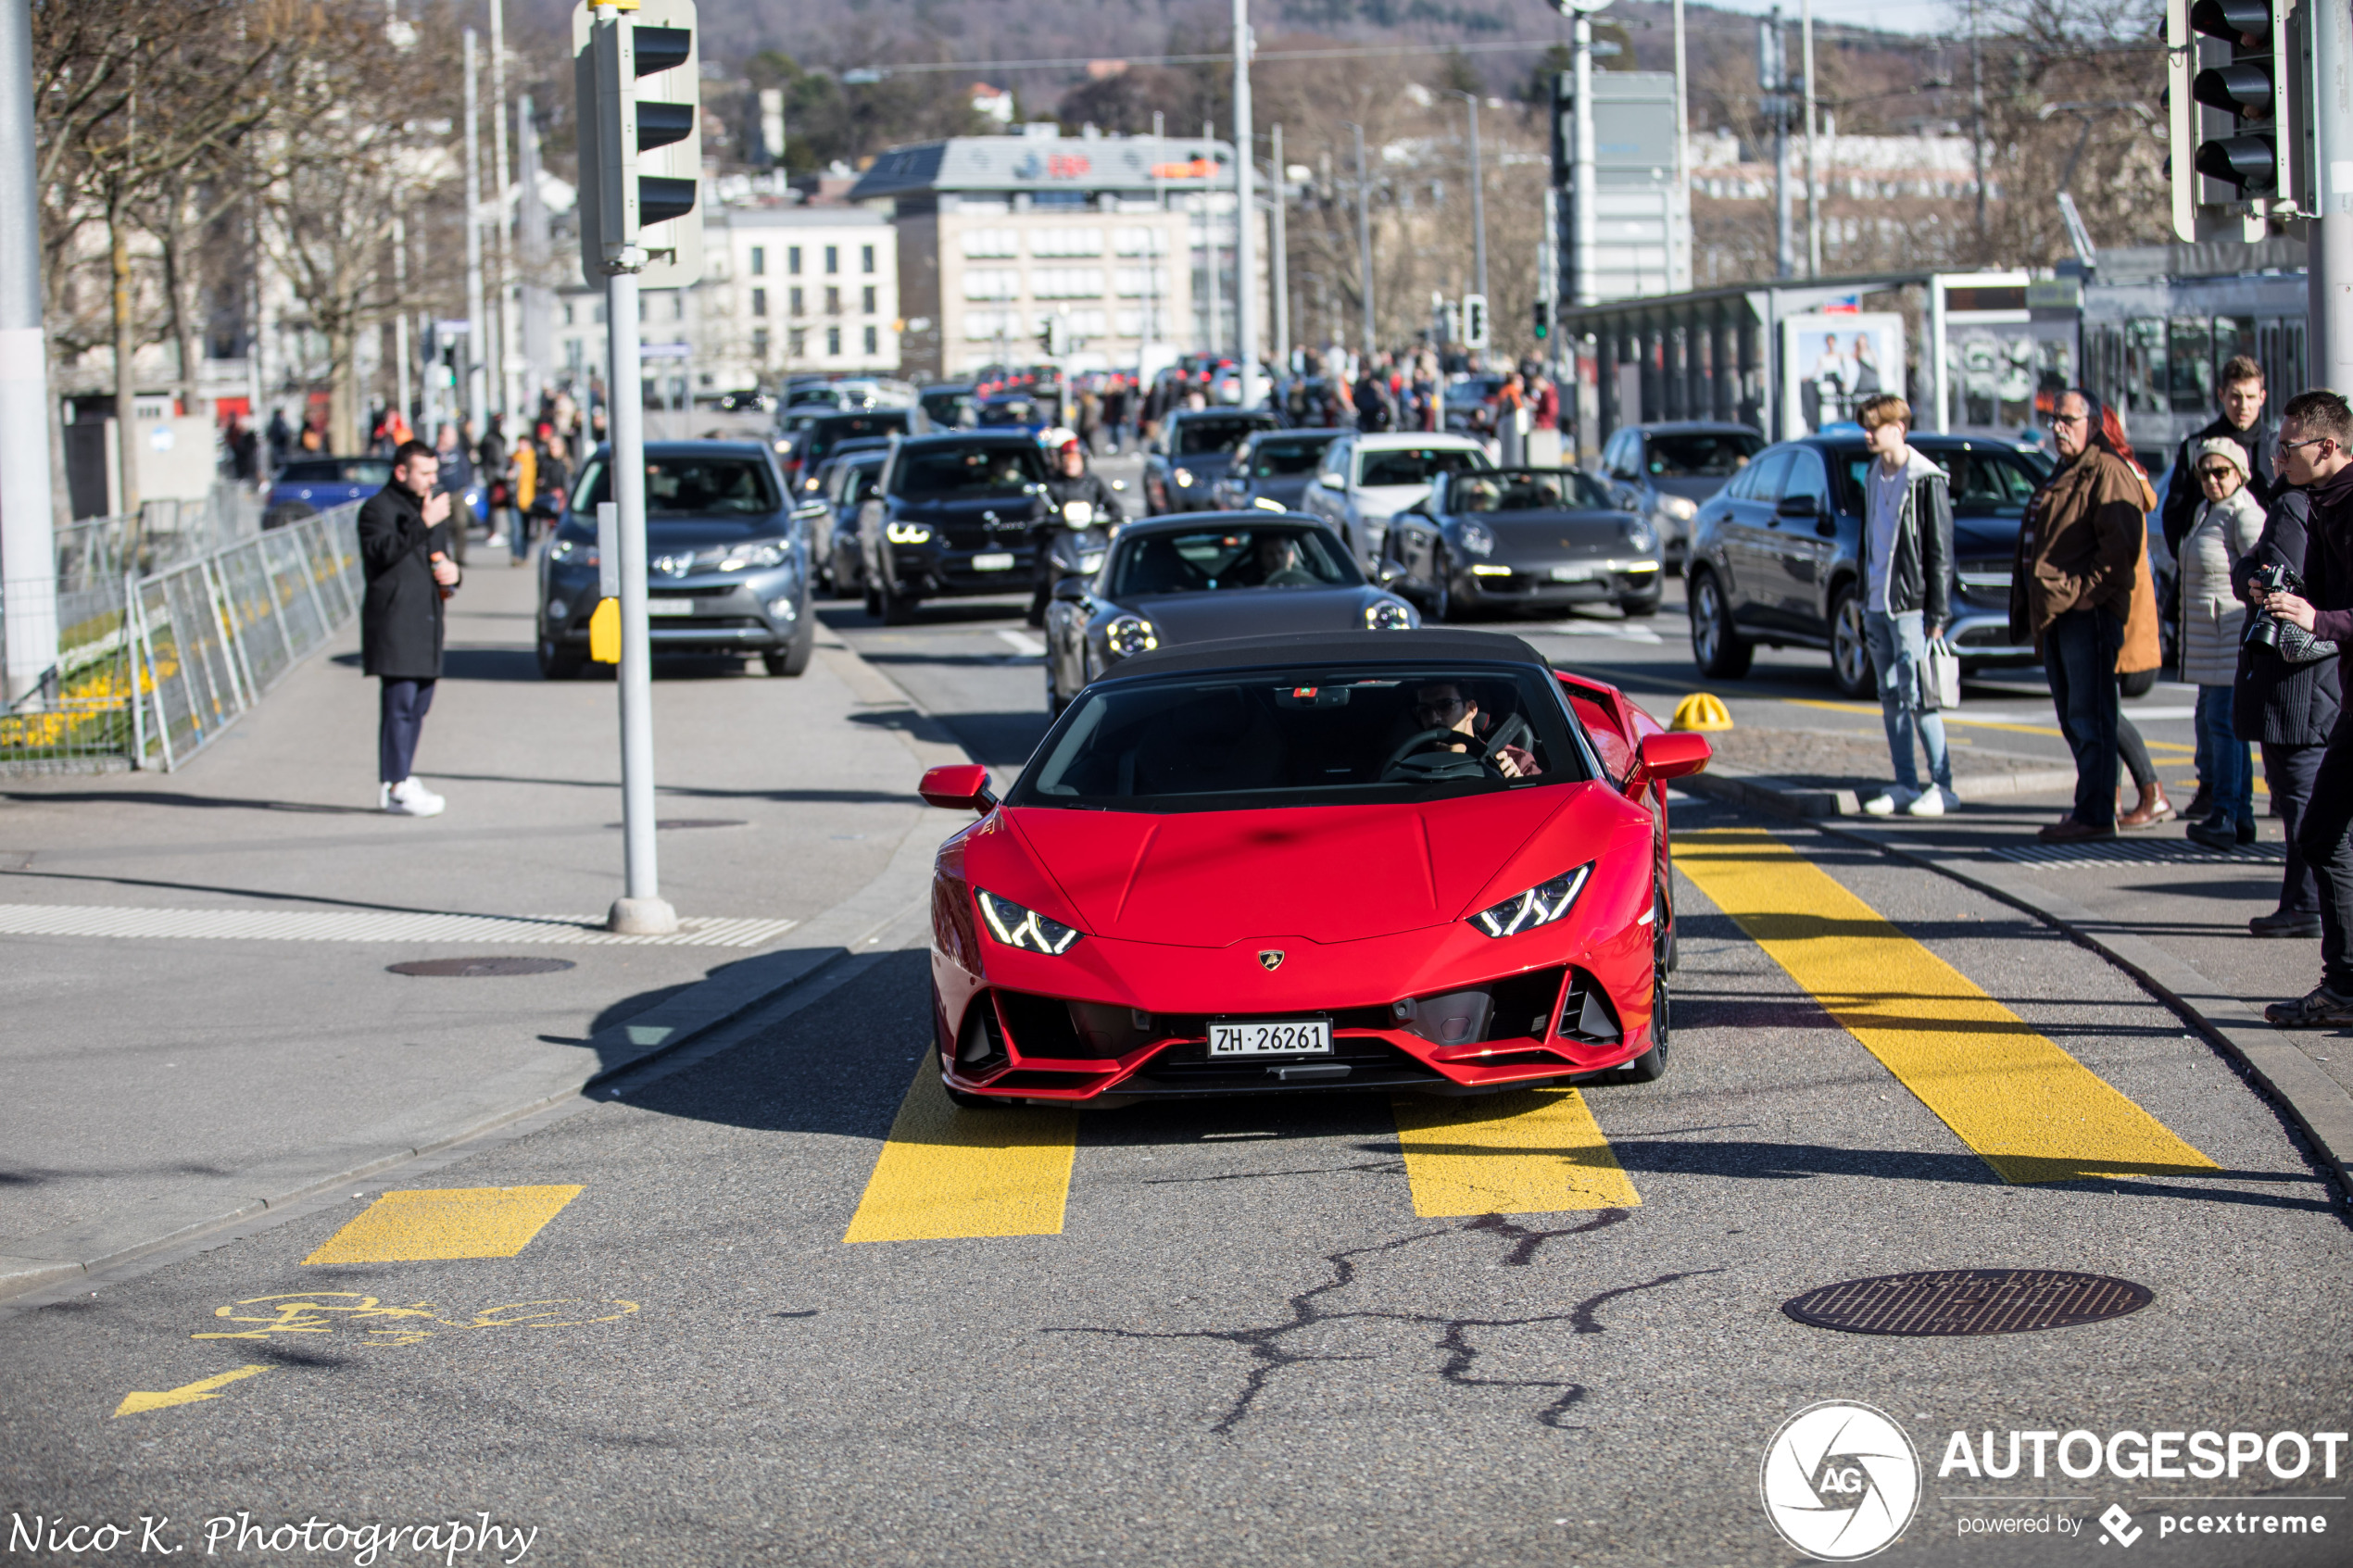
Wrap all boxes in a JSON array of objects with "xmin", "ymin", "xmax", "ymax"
[
  {"xmin": 1532, "ymin": 299, "xmax": 1552, "ymax": 342},
  {"xmin": 573, "ymin": 0, "xmax": 704, "ymax": 287},
  {"xmin": 1464, "ymin": 294, "xmax": 1491, "ymax": 351},
  {"xmin": 2166, "ymin": 0, "xmax": 2307, "ymax": 238}
]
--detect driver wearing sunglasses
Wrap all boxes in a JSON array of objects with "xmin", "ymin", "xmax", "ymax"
[{"xmin": 1411, "ymin": 682, "xmax": 1541, "ymax": 779}]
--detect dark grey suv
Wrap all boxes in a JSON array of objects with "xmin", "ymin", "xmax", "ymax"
[
  {"xmin": 1592, "ymin": 421, "xmax": 1765, "ymax": 569},
  {"xmin": 853, "ymin": 433, "xmax": 1051, "ymax": 624},
  {"xmin": 536, "ymin": 441, "xmax": 812, "ymax": 679}
]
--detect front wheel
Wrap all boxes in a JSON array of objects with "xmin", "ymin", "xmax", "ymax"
[
  {"xmin": 762, "ymin": 627, "xmax": 813, "ymax": 677},
  {"xmin": 1688, "ymin": 568, "xmax": 1753, "ymax": 679},
  {"xmin": 536, "ymin": 633, "xmax": 585, "ymax": 681},
  {"xmin": 1614, "ymin": 976, "xmax": 1669, "ymax": 1083},
  {"xmin": 1828, "ymin": 583, "xmax": 1873, "ymax": 698}
]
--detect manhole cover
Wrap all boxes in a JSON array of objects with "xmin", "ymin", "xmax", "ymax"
[
  {"xmin": 603, "ymin": 818, "xmax": 748, "ymax": 831},
  {"xmin": 1783, "ymin": 1269, "xmax": 2152, "ymax": 1336},
  {"xmin": 386, "ymin": 957, "xmax": 578, "ymax": 977}
]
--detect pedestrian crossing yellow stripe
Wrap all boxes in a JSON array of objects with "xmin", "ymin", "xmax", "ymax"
[
  {"xmin": 302, "ymin": 1185, "xmax": 585, "ymax": 1264},
  {"xmin": 1674, "ymin": 829, "xmax": 2219, "ymax": 1185},
  {"xmin": 1391, "ymin": 1087, "xmax": 1642, "ymax": 1216},
  {"xmin": 842, "ymin": 1066, "xmax": 1079, "ymax": 1243}
]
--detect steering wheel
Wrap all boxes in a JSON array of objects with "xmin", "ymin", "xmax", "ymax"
[
  {"xmin": 1379, "ymin": 725, "xmax": 1503, "ymax": 783},
  {"xmin": 1483, "ymin": 712, "xmax": 1532, "ymax": 766}
]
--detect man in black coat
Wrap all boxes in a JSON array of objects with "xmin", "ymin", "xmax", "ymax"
[
  {"xmin": 2163, "ymin": 354, "xmax": 2277, "ymax": 556},
  {"xmin": 360, "ymin": 439, "xmax": 460, "ymax": 816}
]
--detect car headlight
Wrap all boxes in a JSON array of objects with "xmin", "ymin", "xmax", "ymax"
[
  {"xmin": 1105, "ymin": 613, "xmax": 1158, "ymax": 657},
  {"xmin": 1365, "ymin": 599, "xmax": 1413, "ymax": 631},
  {"xmin": 1253, "ymin": 496, "xmax": 1286, "ymax": 511},
  {"xmin": 1659, "ymin": 494, "xmax": 1698, "ymax": 521},
  {"xmin": 1078, "ymin": 550, "xmax": 1104, "ymax": 573},
  {"xmin": 767, "ymin": 595, "xmax": 799, "ymax": 621},
  {"xmin": 975, "ymin": 889, "xmax": 1082, "ymax": 955},
  {"xmin": 1469, "ymin": 864, "xmax": 1592, "ymax": 938},
  {"xmin": 1457, "ymin": 521, "xmax": 1495, "ymax": 557},
  {"xmin": 548, "ymin": 537, "xmax": 597, "ymax": 566},
  {"xmin": 1173, "ymin": 466, "xmax": 1195, "ymax": 487},
  {"xmin": 887, "ymin": 521, "xmax": 933, "ymax": 545},
  {"xmin": 719, "ymin": 543, "xmax": 788, "ymax": 571}
]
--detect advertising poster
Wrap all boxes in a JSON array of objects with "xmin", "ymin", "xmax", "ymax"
[{"xmin": 1780, "ymin": 311, "xmax": 1906, "ymax": 437}]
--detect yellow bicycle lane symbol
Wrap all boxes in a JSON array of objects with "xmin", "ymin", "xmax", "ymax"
[{"xmin": 195, "ymin": 1293, "xmax": 639, "ymax": 1348}]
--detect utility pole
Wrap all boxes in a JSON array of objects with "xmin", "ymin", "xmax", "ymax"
[
  {"xmin": 2313, "ymin": 0, "xmax": 2353, "ymax": 391},
  {"xmin": 1202, "ymin": 119, "xmax": 1222, "ymax": 361},
  {"xmin": 1270, "ymin": 122, "xmax": 1289, "ymax": 374},
  {"xmin": 1231, "ymin": 0, "xmax": 1259, "ymax": 408},
  {"xmin": 1673, "ymin": 0, "xmax": 1691, "ymax": 291},
  {"xmin": 1573, "ymin": 8, "xmax": 1598, "ymax": 306},
  {"xmin": 1801, "ymin": 0, "xmax": 1819, "ymax": 277},
  {"xmin": 519, "ymin": 93, "xmax": 551, "ymax": 407},
  {"xmin": 393, "ymin": 214, "xmax": 412, "ymax": 428},
  {"xmin": 1968, "ymin": 0, "xmax": 1987, "ymax": 250},
  {"xmin": 1351, "ymin": 121, "xmax": 1377, "ymax": 357},
  {"xmin": 488, "ymin": 0, "xmax": 511, "ymax": 420},
  {"xmin": 1454, "ymin": 91, "xmax": 1488, "ymax": 303},
  {"xmin": 1768, "ymin": 9, "xmax": 1793, "ymax": 280},
  {"xmin": 463, "ymin": 28, "xmax": 488, "ymax": 435},
  {"xmin": 0, "ymin": 0, "xmax": 57, "ymax": 702}
]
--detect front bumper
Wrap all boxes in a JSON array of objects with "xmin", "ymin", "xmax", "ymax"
[
  {"xmin": 1945, "ymin": 604, "xmax": 2036, "ymax": 664},
  {"xmin": 1453, "ymin": 558, "xmax": 1662, "ymax": 608},
  {"xmin": 887, "ymin": 542, "xmax": 1040, "ymax": 598},
  {"xmin": 931, "ymin": 917, "xmax": 1656, "ymax": 1103},
  {"xmin": 542, "ymin": 571, "xmax": 803, "ymax": 651}
]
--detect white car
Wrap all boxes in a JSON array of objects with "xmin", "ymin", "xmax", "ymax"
[{"xmin": 1298, "ymin": 432, "xmax": 1496, "ymax": 571}]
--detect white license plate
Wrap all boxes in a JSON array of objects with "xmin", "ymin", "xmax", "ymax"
[
  {"xmin": 1549, "ymin": 564, "xmax": 1597, "ymax": 583},
  {"xmin": 971, "ymin": 552, "xmax": 1016, "ymax": 572},
  {"xmin": 647, "ymin": 599, "xmax": 694, "ymax": 616},
  {"xmin": 1209, "ymin": 1020, "xmax": 1333, "ymax": 1057}
]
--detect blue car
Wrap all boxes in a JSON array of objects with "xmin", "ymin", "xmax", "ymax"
[
  {"xmin": 974, "ymin": 393, "xmax": 1053, "ymax": 436},
  {"xmin": 264, "ymin": 456, "xmax": 485, "ymax": 532}
]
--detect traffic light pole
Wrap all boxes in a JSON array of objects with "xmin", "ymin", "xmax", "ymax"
[
  {"xmin": 0, "ymin": 0, "xmax": 57, "ymax": 706},
  {"xmin": 602, "ymin": 260, "xmax": 673, "ymax": 936},
  {"xmin": 2312, "ymin": 0, "xmax": 2353, "ymax": 393}
]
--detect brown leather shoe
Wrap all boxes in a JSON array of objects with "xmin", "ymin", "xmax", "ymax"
[
  {"xmin": 2118, "ymin": 782, "xmax": 2175, "ymax": 830},
  {"xmin": 2037, "ymin": 817, "xmax": 2118, "ymax": 844}
]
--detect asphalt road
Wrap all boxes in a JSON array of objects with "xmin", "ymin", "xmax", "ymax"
[{"xmin": 4, "ymin": 506, "xmax": 2347, "ymax": 1568}]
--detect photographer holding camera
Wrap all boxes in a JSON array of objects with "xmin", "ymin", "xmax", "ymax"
[{"xmin": 2241, "ymin": 391, "xmax": 2353, "ymax": 1026}]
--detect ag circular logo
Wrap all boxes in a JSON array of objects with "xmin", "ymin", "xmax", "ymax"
[{"xmin": 1759, "ymin": 1400, "xmax": 1920, "ymax": 1561}]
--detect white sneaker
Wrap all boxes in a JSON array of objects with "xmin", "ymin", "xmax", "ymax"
[
  {"xmin": 1906, "ymin": 786, "xmax": 1947, "ymax": 817},
  {"xmin": 1863, "ymin": 786, "xmax": 1919, "ymax": 817},
  {"xmin": 385, "ymin": 777, "xmax": 446, "ymax": 818}
]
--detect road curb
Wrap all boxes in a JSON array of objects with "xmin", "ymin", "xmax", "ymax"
[
  {"xmin": 1677, "ymin": 763, "xmax": 2079, "ymax": 818},
  {"xmin": 0, "ymin": 632, "xmax": 980, "ymax": 1305},
  {"xmin": 1714, "ymin": 794, "xmax": 2353, "ymax": 1206}
]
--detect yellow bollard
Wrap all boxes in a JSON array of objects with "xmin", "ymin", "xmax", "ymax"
[
  {"xmin": 588, "ymin": 598, "xmax": 621, "ymax": 664},
  {"xmin": 1670, "ymin": 692, "xmax": 1732, "ymax": 732}
]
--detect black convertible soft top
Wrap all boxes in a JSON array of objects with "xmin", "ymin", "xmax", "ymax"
[{"xmin": 1109, "ymin": 628, "xmax": 1551, "ymax": 680}]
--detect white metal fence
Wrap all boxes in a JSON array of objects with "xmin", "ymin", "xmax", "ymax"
[{"xmin": 0, "ymin": 502, "xmax": 362, "ymax": 773}]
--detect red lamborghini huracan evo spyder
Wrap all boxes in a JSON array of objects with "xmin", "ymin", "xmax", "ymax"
[{"xmin": 916, "ymin": 629, "xmax": 1711, "ymax": 1107}]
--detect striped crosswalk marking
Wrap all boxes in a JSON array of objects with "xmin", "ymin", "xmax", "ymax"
[
  {"xmin": 1675, "ymin": 829, "xmax": 2219, "ymax": 1185},
  {"xmin": 303, "ymin": 1185, "xmax": 585, "ymax": 1264},
  {"xmin": 843, "ymin": 1067, "xmax": 1079, "ymax": 1243},
  {"xmin": 1391, "ymin": 1087, "xmax": 1642, "ymax": 1217}
]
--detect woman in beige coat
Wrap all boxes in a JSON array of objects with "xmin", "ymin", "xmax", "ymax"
[{"xmin": 2179, "ymin": 435, "xmax": 2267, "ymax": 847}]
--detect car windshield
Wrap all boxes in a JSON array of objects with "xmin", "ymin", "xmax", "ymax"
[
  {"xmin": 1359, "ymin": 446, "xmax": 1491, "ymax": 486},
  {"xmin": 281, "ymin": 459, "xmax": 392, "ymax": 485},
  {"xmin": 892, "ymin": 442, "xmax": 1048, "ymax": 498},
  {"xmin": 807, "ymin": 413, "xmax": 906, "ymax": 458},
  {"xmin": 1109, "ymin": 526, "xmax": 1362, "ymax": 596},
  {"xmin": 1176, "ymin": 416, "xmax": 1274, "ymax": 456},
  {"xmin": 574, "ymin": 456, "xmax": 780, "ymax": 516},
  {"xmin": 1833, "ymin": 445, "xmax": 2050, "ymax": 517},
  {"xmin": 921, "ymin": 389, "xmax": 975, "ymax": 425},
  {"xmin": 1452, "ymin": 470, "xmax": 1616, "ymax": 512},
  {"xmin": 786, "ymin": 387, "xmax": 841, "ymax": 408},
  {"xmin": 1645, "ymin": 431, "xmax": 1764, "ymax": 477},
  {"xmin": 1248, "ymin": 437, "xmax": 1338, "ymax": 477},
  {"xmin": 1011, "ymin": 664, "xmax": 1588, "ymax": 812},
  {"xmin": 977, "ymin": 399, "xmax": 1041, "ymax": 427}
]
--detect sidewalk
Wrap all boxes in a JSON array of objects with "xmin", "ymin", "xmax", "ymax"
[
  {"xmin": 1677, "ymin": 724, "xmax": 2353, "ymax": 1197},
  {"xmin": 0, "ymin": 539, "xmax": 971, "ymax": 1298}
]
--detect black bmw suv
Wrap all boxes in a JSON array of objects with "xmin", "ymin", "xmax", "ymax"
[
  {"xmin": 853, "ymin": 433, "xmax": 1052, "ymax": 623},
  {"xmin": 1683, "ymin": 433, "xmax": 2052, "ymax": 696}
]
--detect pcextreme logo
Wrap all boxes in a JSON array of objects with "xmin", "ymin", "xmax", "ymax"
[
  {"xmin": 2099, "ymin": 1504, "xmax": 2144, "ymax": 1547},
  {"xmin": 1761, "ymin": 1401, "xmax": 1922, "ymax": 1562}
]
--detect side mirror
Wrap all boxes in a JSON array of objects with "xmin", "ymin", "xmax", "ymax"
[
  {"xmin": 1051, "ymin": 575, "xmax": 1090, "ymax": 603},
  {"xmin": 919, "ymin": 763, "xmax": 997, "ymax": 813},
  {"xmin": 1633, "ymin": 731, "xmax": 1713, "ymax": 784},
  {"xmin": 1775, "ymin": 494, "xmax": 1821, "ymax": 519},
  {"xmin": 1318, "ymin": 471, "xmax": 1346, "ymax": 490}
]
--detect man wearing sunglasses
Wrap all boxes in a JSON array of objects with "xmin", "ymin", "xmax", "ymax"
[
  {"xmin": 2242, "ymin": 391, "xmax": 2353, "ymax": 1027},
  {"xmin": 2009, "ymin": 390, "xmax": 2145, "ymax": 842}
]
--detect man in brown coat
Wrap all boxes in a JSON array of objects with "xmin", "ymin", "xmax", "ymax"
[{"xmin": 2009, "ymin": 390, "xmax": 2148, "ymax": 841}]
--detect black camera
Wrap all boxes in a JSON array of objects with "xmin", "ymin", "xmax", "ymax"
[{"xmin": 2243, "ymin": 562, "xmax": 2307, "ymax": 654}]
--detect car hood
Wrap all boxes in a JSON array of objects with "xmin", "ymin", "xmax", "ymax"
[
  {"xmin": 1000, "ymin": 784, "xmax": 1618, "ymax": 946},
  {"xmin": 894, "ymin": 494, "xmax": 1042, "ymax": 525},
  {"xmin": 640, "ymin": 517, "xmax": 791, "ymax": 548},
  {"xmin": 1116, "ymin": 586, "xmax": 1396, "ymax": 645},
  {"xmin": 1464, "ymin": 511, "xmax": 1632, "ymax": 557},
  {"xmin": 1242, "ymin": 474, "xmax": 1315, "ymax": 506},
  {"xmin": 1953, "ymin": 516, "xmax": 2020, "ymax": 558}
]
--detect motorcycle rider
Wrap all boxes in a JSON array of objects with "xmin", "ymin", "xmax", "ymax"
[{"xmin": 1030, "ymin": 438, "xmax": 1124, "ymax": 626}]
